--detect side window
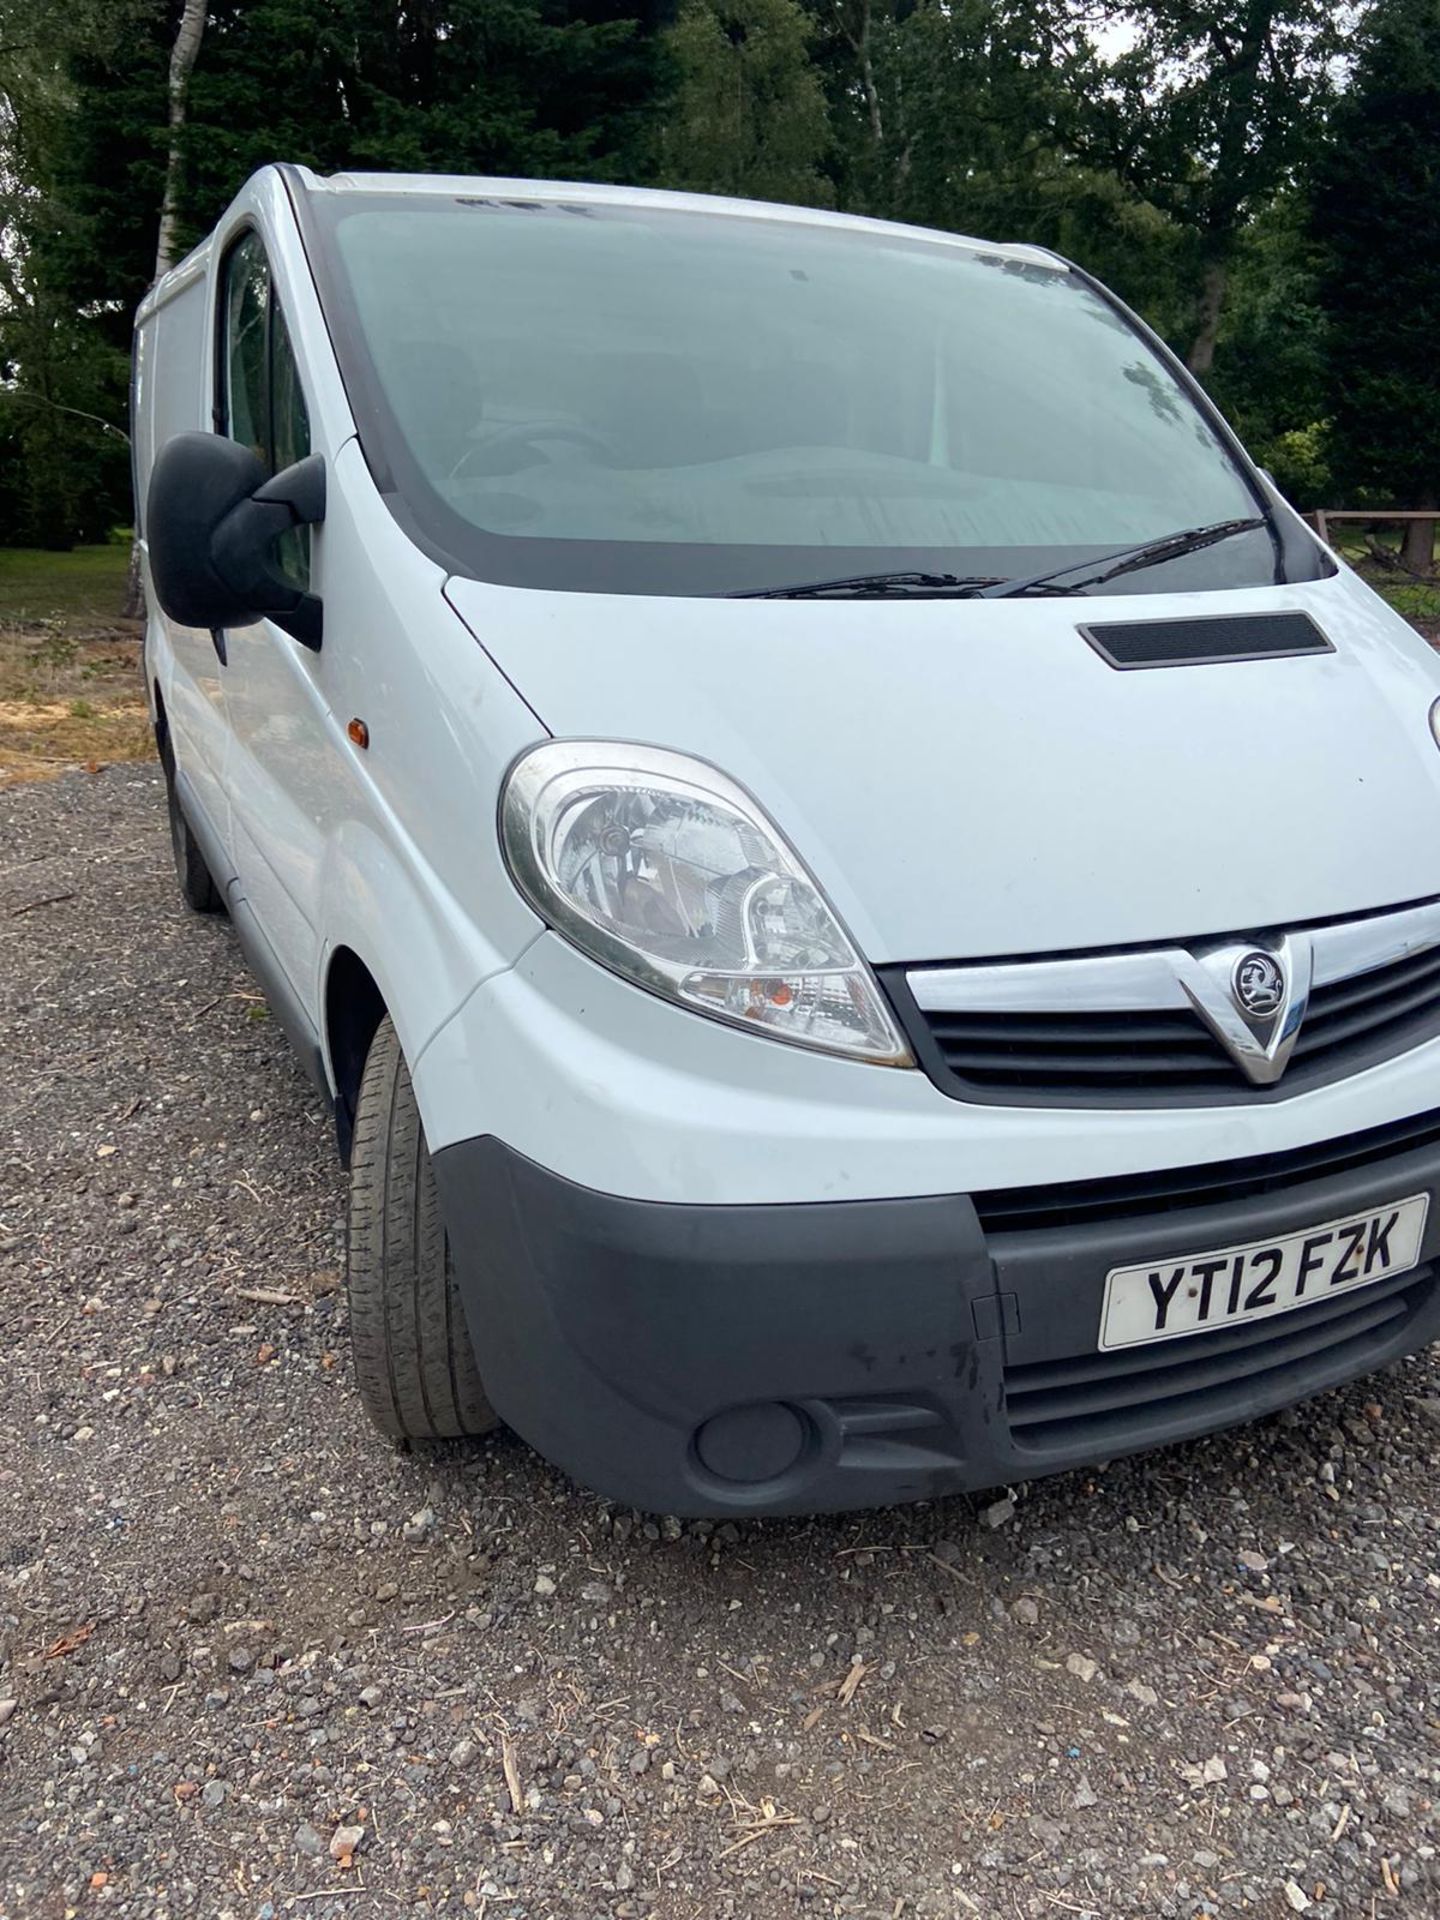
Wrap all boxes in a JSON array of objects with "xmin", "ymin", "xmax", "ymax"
[
  {"xmin": 219, "ymin": 230, "xmax": 312, "ymax": 591},
  {"xmin": 269, "ymin": 302, "xmax": 312, "ymax": 589},
  {"xmin": 223, "ymin": 233, "xmax": 270, "ymax": 465}
]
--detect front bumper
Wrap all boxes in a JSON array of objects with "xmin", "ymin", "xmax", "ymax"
[{"xmin": 433, "ymin": 1111, "xmax": 1440, "ymax": 1516}]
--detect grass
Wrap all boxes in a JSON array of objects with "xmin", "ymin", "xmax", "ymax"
[
  {"xmin": 1367, "ymin": 577, "xmax": 1440, "ymax": 625},
  {"xmin": 0, "ymin": 542, "xmax": 133, "ymax": 627},
  {"xmin": 1333, "ymin": 533, "xmax": 1440, "ymax": 631},
  {"xmin": 0, "ymin": 545, "xmax": 153, "ymax": 787}
]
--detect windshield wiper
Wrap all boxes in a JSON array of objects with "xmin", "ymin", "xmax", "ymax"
[
  {"xmin": 731, "ymin": 569, "xmax": 1003, "ymax": 600},
  {"xmin": 729, "ymin": 516, "xmax": 1268, "ymax": 602},
  {"xmin": 977, "ymin": 516, "xmax": 1267, "ymax": 600}
]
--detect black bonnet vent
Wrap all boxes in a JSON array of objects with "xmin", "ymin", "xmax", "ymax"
[{"xmin": 1081, "ymin": 610, "xmax": 1333, "ymax": 671}]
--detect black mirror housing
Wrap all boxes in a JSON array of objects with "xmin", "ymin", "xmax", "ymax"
[{"xmin": 146, "ymin": 432, "xmax": 327, "ymax": 649}]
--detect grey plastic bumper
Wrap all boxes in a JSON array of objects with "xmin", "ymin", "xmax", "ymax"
[{"xmin": 432, "ymin": 1132, "xmax": 1440, "ymax": 1517}]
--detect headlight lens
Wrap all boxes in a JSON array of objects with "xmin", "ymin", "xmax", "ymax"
[{"xmin": 501, "ymin": 741, "xmax": 912, "ymax": 1066}]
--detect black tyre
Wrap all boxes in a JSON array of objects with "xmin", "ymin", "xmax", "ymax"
[
  {"xmin": 158, "ymin": 729, "xmax": 223, "ymax": 914},
  {"xmin": 346, "ymin": 1016, "xmax": 499, "ymax": 1440}
]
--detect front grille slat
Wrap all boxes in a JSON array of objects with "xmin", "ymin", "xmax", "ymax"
[
  {"xmin": 1006, "ymin": 1262, "xmax": 1421, "ymax": 1396},
  {"xmin": 947, "ymin": 1049, "xmax": 1230, "ymax": 1081},
  {"xmin": 1306, "ymin": 946, "xmax": 1440, "ymax": 1023},
  {"xmin": 924, "ymin": 1012, "xmax": 1206, "ymax": 1048},
  {"xmin": 974, "ymin": 1103, "xmax": 1440, "ymax": 1233},
  {"xmin": 1008, "ymin": 1290, "xmax": 1410, "ymax": 1428},
  {"xmin": 1293, "ymin": 969, "xmax": 1440, "ymax": 1056},
  {"xmin": 897, "ymin": 904, "xmax": 1440, "ymax": 1108},
  {"xmin": 1005, "ymin": 1268, "xmax": 1434, "ymax": 1452}
]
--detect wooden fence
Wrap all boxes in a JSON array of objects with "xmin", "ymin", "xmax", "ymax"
[{"xmin": 1312, "ymin": 509, "xmax": 1436, "ymax": 545}]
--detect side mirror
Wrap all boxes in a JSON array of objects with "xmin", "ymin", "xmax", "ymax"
[{"xmin": 146, "ymin": 431, "xmax": 327, "ymax": 650}]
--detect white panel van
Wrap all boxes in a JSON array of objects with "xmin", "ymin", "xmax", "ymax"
[{"xmin": 135, "ymin": 165, "xmax": 1440, "ymax": 1515}]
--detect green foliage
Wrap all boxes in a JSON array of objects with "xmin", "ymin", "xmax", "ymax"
[
  {"xmin": 873, "ymin": 1, "xmax": 1099, "ymax": 229},
  {"xmin": 0, "ymin": 289, "xmax": 131, "ymax": 547},
  {"xmin": 660, "ymin": 0, "xmax": 833, "ymax": 204},
  {"xmin": 1311, "ymin": 0, "xmax": 1440, "ymax": 509},
  {"xmin": 33, "ymin": 0, "xmax": 668, "ymax": 339},
  {"xmin": 1078, "ymin": 0, "xmax": 1342, "ymax": 373},
  {"xmin": 1262, "ymin": 422, "xmax": 1332, "ymax": 507},
  {"xmin": 1203, "ymin": 195, "xmax": 1331, "ymax": 505},
  {"xmin": 1097, "ymin": 0, "xmax": 1341, "ymax": 240},
  {"xmin": 0, "ymin": 0, "xmax": 140, "ymax": 542}
]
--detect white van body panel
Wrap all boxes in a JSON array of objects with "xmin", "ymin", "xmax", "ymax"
[
  {"xmin": 445, "ymin": 566, "xmax": 1440, "ymax": 966},
  {"xmin": 412, "ymin": 924, "xmax": 1440, "ymax": 1204},
  {"xmin": 200, "ymin": 171, "xmax": 365, "ymax": 1009},
  {"xmin": 304, "ymin": 439, "xmax": 547, "ymax": 1069}
]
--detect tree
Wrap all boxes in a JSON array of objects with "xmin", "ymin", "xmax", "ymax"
[
  {"xmin": 1207, "ymin": 193, "xmax": 1331, "ymax": 507},
  {"xmin": 1085, "ymin": 0, "xmax": 1342, "ymax": 374},
  {"xmin": 0, "ymin": 256, "xmax": 130, "ymax": 546},
  {"xmin": 155, "ymin": 0, "xmax": 207, "ymax": 275},
  {"xmin": 0, "ymin": 0, "xmax": 135, "ymax": 548},
  {"xmin": 1311, "ymin": 0, "xmax": 1440, "ymax": 568},
  {"xmin": 810, "ymin": 0, "xmax": 1095, "ymax": 228},
  {"xmin": 659, "ymin": 0, "xmax": 833, "ymax": 204}
]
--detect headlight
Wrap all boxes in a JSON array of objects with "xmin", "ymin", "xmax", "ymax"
[{"xmin": 501, "ymin": 740, "xmax": 912, "ymax": 1066}]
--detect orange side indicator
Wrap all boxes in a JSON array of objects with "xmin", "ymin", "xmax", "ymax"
[{"xmin": 347, "ymin": 718, "xmax": 370, "ymax": 749}]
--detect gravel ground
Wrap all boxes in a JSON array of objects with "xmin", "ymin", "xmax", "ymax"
[{"xmin": 3, "ymin": 765, "xmax": 1440, "ymax": 1920}]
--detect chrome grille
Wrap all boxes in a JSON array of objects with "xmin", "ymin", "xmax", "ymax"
[{"xmin": 891, "ymin": 896, "xmax": 1440, "ymax": 1107}]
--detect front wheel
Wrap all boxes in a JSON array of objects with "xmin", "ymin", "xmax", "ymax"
[{"xmin": 346, "ymin": 1016, "xmax": 500, "ymax": 1440}]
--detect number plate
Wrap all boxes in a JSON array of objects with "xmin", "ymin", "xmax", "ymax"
[{"xmin": 1100, "ymin": 1194, "xmax": 1430, "ymax": 1351}]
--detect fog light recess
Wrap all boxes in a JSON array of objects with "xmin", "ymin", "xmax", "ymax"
[{"xmin": 694, "ymin": 1402, "xmax": 810, "ymax": 1485}]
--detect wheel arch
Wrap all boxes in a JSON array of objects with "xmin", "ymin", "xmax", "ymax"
[{"xmin": 325, "ymin": 946, "xmax": 388, "ymax": 1165}]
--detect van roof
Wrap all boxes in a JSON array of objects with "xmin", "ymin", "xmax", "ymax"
[
  {"xmin": 290, "ymin": 165, "xmax": 1065, "ymax": 272},
  {"xmin": 137, "ymin": 164, "xmax": 1066, "ymax": 323}
]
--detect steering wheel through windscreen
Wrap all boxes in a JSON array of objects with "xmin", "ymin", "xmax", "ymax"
[{"xmin": 450, "ymin": 419, "xmax": 616, "ymax": 481}]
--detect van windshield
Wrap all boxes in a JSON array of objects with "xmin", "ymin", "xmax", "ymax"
[{"xmin": 310, "ymin": 194, "xmax": 1293, "ymax": 598}]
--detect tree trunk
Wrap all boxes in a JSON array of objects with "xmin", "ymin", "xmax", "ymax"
[
  {"xmin": 122, "ymin": 544, "xmax": 144, "ymax": 619},
  {"xmin": 154, "ymin": 0, "xmax": 208, "ymax": 280},
  {"xmin": 840, "ymin": 0, "xmax": 883, "ymax": 146},
  {"xmin": 1402, "ymin": 509, "xmax": 1437, "ymax": 576},
  {"xmin": 1186, "ymin": 258, "xmax": 1229, "ymax": 376},
  {"xmin": 134, "ymin": 0, "xmax": 207, "ymax": 625}
]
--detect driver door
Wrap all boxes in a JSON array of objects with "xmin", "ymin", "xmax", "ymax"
[{"xmin": 213, "ymin": 227, "xmax": 331, "ymax": 1016}]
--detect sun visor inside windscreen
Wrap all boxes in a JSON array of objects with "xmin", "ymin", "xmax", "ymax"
[{"xmin": 1080, "ymin": 611, "xmax": 1334, "ymax": 671}]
